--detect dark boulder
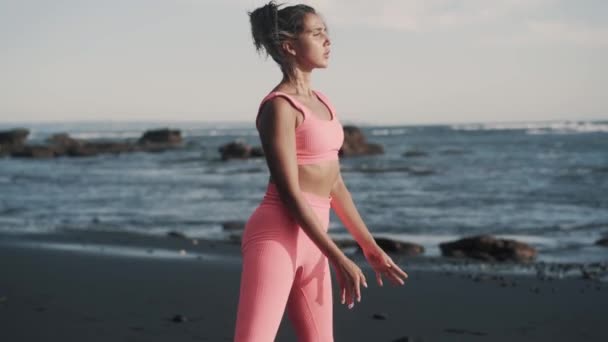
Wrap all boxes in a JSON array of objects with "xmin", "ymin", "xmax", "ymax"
[
  {"xmin": 0, "ymin": 128, "xmax": 30, "ymax": 156},
  {"xmin": 47, "ymin": 133, "xmax": 82, "ymax": 147},
  {"xmin": 439, "ymin": 234, "xmax": 537, "ymax": 262},
  {"xmin": 250, "ymin": 146, "xmax": 265, "ymax": 157},
  {"xmin": 10, "ymin": 145, "xmax": 57, "ymax": 158},
  {"xmin": 45, "ymin": 133, "xmax": 136, "ymax": 157},
  {"xmin": 219, "ymin": 141, "xmax": 252, "ymax": 160},
  {"xmin": 332, "ymin": 238, "xmax": 359, "ymax": 249},
  {"xmin": 83, "ymin": 141, "xmax": 137, "ymax": 155},
  {"xmin": 5, "ymin": 128, "xmax": 185, "ymax": 159},
  {"xmin": 138, "ymin": 128, "xmax": 182, "ymax": 145},
  {"xmin": 340, "ymin": 125, "xmax": 384, "ymax": 157},
  {"xmin": 46, "ymin": 133, "xmax": 85, "ymax": 156},
  {"xmin": 595, "ymin": 238, "xmax": 608, "ymax": 247},
  {"xmin": 357, "ymin": 237, "xmax": 425, "ymax": 256},
  {"xmin": 0, "ymin": 128, "xmax": 29, "ymax": 146}
]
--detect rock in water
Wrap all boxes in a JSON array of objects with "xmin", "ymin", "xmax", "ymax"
[
  {"xmin": 219, "ymin": 141, "xmax": 251, "ymax": 160},
  {"xmin": 439, "ymin": 234, "xmax": 536, "ymax": 262},
  {"xmin": 0, "ymin": 128, "xmax": 29, "ymax": 146},
  {"xmin": 139, "ymin": 128, "xmax": 182, "ymax": 145},
  {"xmin": 0, "ymin": 128, "xmax": 30, "ymax": 156},
  {"xmin": 358, "ymin": 237, "xmax": 425, "ymax": 256},
  {"xmin": 250, "ymin": 146, "xmax": 265, "ymax": 157},
  {"xmin": 595, "ymin": 238, "xmax": 608, "ymax": 247},
  {"xmin": 10, "ymin": 145, "xmax": 57, "ymax": 158},
  {"xmin": 340, "ymin": 125, "xmax": 384, "ymax": 156}
]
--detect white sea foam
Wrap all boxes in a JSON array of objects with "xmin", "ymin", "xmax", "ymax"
[
  {"xmin": 450, "ymin": 121, "xmax": 608, "ymax": 134},
  {"xmin": 69, "ymin": 131, "xmax": 143, "ymax": 140},
  {"xmin": 370, "ymin": 128, "xmax": 408, "ymax": 136}
]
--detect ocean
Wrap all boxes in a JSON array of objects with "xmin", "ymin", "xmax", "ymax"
[{"xmin": 1, "ymin": 120, "xmax": 607, "ymax": 265}]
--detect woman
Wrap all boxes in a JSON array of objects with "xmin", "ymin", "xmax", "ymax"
[{"xmin": 234, "ymin": 2, "xmax": 408, "ymax": 341}]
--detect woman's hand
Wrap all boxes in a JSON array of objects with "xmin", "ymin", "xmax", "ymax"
[
  {"xmin": 362, "ymin": 243, "xmax": 408, "ymax": 286},
  {"xmin": 330, "ymin": 254, "xmax": 367, "ymax": 309}
]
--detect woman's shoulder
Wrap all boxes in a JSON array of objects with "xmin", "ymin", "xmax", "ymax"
[
  {"xmin": 256, "ymin": 92, "xmax": 303, "ymax": 129},
  {"xmin": 258, "ymin": 91, "xmax": 305, "ymax": 114}
]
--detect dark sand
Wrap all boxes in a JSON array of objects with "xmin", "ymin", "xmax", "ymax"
[{"xmin": 1, "ymin": 231, "xmax": 607, "ymax": 342}]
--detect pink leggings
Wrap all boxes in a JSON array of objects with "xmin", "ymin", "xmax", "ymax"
[{"xmin": 234, "ymin": 183, "xmax": 334, "ymax": 342}]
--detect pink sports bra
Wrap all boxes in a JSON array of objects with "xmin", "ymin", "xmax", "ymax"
[{"xmin": 256, "ymin": 90, "xmax": 344, "ymax": 165}]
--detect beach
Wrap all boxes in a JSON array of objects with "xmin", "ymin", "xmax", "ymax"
[
  {"xmin": 2, "ymin": 0, "xmax": 607, "ymax": 339},
  {"xmin": 1, "ymin": 230, "xmax": 607, "ymax": 342},
  {"xmin": 1, "ymin": 121, "xmax": 607, "ymax": 341}
]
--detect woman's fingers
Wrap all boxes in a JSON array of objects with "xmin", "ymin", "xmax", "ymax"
[
  {"xmin": 376, "ymin": 271, "xmax": 383, "ymax": 287},
  {"xmin": 334, "ymin": 259, "xmax": 370, "ymax": 309},
  {"xmin": 344, "ymin": 275, "xmax": 353, "ymax": 308},
  {"xmin": 383, "ymin": 265, "xmax": 409, "ymax": 286},
  {"xmin": 386, "ymin": 270, "xmax": 405, "ymax": 285},
  {"xmin": 361, "ymin": 272, "xmax": 368, "ymax": 289},
  {"xmin": 354, "ymin": 275, "xmax": 361, "ymax": 303},
  {"xmin": 389, "ymin": 260, "xmax": 409, "ymax": 279}
]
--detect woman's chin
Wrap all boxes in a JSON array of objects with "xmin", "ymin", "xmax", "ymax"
[{"xmin": 316, "ymin": 60, "xmax": 329, "ymax": 69}]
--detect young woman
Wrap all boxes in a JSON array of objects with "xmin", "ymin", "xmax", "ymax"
[{"xmin": 234, "ymin": 2, "xmax": 409, "ymax": 341}]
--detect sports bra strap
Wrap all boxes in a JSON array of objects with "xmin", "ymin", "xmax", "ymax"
[
  {"xmin": 312, "ymin": 90, "xmax": 337, "ymax": 120},
  {"xmin": 256, "ymin": 92, "xmax": 307, "ymax": 129}
]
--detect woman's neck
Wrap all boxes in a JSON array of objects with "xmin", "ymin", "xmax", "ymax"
[{"xmin": 281, "ymin": 68, "xmax": 313, "ymax": 97}]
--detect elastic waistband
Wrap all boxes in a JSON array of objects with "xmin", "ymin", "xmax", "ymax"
[{"xmin": 263, "ymin": 183, "xmax": 332, "ymax": 209}]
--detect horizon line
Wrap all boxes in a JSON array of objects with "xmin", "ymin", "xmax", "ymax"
[{"xmin": 0, "ymin": 116, "xmax": 606, "ymax": 128}]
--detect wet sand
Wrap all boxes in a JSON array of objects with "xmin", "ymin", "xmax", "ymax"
[{"xmin": 0, "ymin": 231, "xmax": 607, "ymax": 342}]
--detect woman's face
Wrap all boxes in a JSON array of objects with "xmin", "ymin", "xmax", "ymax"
[{"xmin": 288, "ymin": 13, "xmax": 331, "ymax": 70}]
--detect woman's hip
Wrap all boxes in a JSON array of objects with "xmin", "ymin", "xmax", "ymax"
[{"xmin": 241, "ymin": 185, "xmax": 331, "ymax": 251}]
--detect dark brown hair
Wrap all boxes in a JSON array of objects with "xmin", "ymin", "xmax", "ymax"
[{"xmin": 248, "ymin": 1, "xmax": 317, "ymax": 80}]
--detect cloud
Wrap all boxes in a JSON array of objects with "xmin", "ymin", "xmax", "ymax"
[
  {"xmin": 525, "ymin": 20, "xmax": 608, "ymax": 46},
  {"xmin": 236, "ymin": 0, "xmax": 607, "ymax": 47},
  {"xmin": 306, "ymin": 0, "xmax": 555, "ymax": 31}
]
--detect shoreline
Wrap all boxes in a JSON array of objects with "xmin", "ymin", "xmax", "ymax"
[
  {"xmin": 1, "ymin": 230, "xmax": 607, "ymax": 341},
  {"xmin": 1, "ymin": 229, "xmax": 606, "ymax": 283}
]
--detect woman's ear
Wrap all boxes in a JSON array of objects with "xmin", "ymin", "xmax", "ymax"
[{"xmin": 281, "ymin": 40, "xmax": 297, "ymax": 57}]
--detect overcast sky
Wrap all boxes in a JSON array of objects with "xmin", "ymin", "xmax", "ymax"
[{"xmin": 1, "ymin": 0, "xmax": 606, "ymax": 125}]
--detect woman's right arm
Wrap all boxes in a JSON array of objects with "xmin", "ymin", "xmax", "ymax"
[{"xmin": 257, "ymin": 97, "xmax": 367, "ymax": 308}]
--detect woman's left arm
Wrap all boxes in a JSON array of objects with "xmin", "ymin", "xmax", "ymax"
[
  {"xmin": 330, "ymin": 170, "xmax": 409, "ymax": 286},
  {"xmin": 329, "ymin": 172, "xmax": 377, "ymax": 251}
]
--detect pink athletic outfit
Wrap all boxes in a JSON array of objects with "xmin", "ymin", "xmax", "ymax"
[{"xmin": 233, "ymin": 90, "xmax": 344, "ymax": 342}]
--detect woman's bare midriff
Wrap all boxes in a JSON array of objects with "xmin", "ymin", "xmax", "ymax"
[{"xmin": 268, "ymin": 160, "xmax": 340, "ymax": 198}]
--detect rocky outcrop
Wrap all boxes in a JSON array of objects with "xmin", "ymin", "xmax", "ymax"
[
  {"xmin": 1, "ymin": 127, "xmax": 183, "ymax": 159},
  {"xmin": 595, "ymin": 238, "xmax": 608, "ymax": 247},
  {"xmin": 439, "ymin": 235, "xmax": 537, "ymax": 262},
  {"xmin": 218, "ymin": 125, "xmax": 383, "ymax": 161},
  {"xmin": 219, "ymin": 141, "xmax": 264, "ymax": 161},
  {"xmin": 0, "ymin": 128, "xmax": 29, "ymax": 146},
  {"xmin": 332, "ymin": 238, "xmax": 359, "ymax": 249},
  {"xmin": 357, "ymin": 237, "xmax": 425, "ymax": 256},
  {"xmin": 0, "ymin": 128, "xmax": 29, "ymax": 156},
  {"xmin": 10, "ymin": 145, "xmax": 57, "ymax": 158},
  {"xmin": 340, "ymin": 125, "xmax": 384, "ymax": 157},
  {"xmin": 48, "ymin": 133, "xmax": 138, "ymax": 157},
  {"xmin": 138, "ymin": 128, "xmax": 182, "ymax": 145},
  {"xmin": 250, "ymin": 146, "xmax": 265, "ymax": 157}
]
